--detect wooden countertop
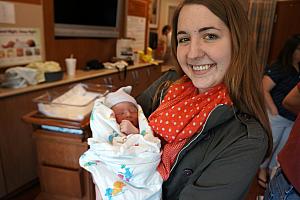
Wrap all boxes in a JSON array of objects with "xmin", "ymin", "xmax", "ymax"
[
  {"xmin": 0, "ymin": 62, "xmax": 161, "ymax": 99},
  {"xmin": 161, "ymin": 64, "xmax": 176, "ymax": 73}
]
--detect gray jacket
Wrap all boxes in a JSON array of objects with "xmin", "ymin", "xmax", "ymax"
[{"xmin": 162, "ymin": 105, "xmax": 268, "ymax": 200}]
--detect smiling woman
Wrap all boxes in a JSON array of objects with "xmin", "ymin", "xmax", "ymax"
[{"xmin": 140, "ymin": 0, "xmax": 273, "ymax": 199}]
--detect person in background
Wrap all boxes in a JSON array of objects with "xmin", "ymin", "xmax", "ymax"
[
  {"xmin": 160, "ymin": 25, "xmax": 174, "ymax": 65},
  {"xmin": 137, "ymin": 0, "xmax": 272, "ymax": 199},
  {"xmin": 264, "ymin": 82, "xmax": 300, "ymax": 199},
  {"xmin": 259, "ymin": 34, "xmax": 300, "ymax": 187},
  {"xmin": 162, "ymin": 25, "xmax": 172, "ymax": 51}
]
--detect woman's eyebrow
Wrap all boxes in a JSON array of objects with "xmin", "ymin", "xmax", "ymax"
[
  {"xmin": 177, "ymin": 26, "xmax": 221, "ymax": 35},
  {"xmin": 198, "ymin": 26, "xmax": 220, "ymax": 32},
  {"xmin": 177, "ymin": 30, "xmax": 187, "ymax": 35}
]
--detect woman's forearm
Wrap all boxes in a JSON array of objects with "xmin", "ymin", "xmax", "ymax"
[{"xmin": 282, "ymin": 85, "xmax": 300, "ymax": 114}]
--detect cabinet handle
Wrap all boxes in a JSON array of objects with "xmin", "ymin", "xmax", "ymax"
[
  {"xmin": 134, "ymin": 71, "xmax": 139, "ymax": 84},
  {"xmin": 104, "ymin": 78, "xmax": 108, "ymax": 85},
  {"xmin": 131, "ymin": 71, "xmax": 136, "ymax": 83},
  {"xmin": 108, "ymin": 77, "xmax": 113, "ymax": 85},
  {"xmin": 146, "ymin": 68, "xmax": 151, "ymax": 80}
]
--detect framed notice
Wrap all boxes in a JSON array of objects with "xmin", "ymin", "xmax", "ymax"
[
  {"xmin": 149, "ymin": 0, "xmax": 160, "ymax": 28},
  {"xmin": 0, "ymin": 27, "xmax": 42, "ymax": 68},
  {"xmin": 126, "ymin": 15, "xmax": 146, "ymax": 51}
]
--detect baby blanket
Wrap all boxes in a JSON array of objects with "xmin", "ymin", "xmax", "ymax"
[{"xmin": 79, "ymin": 98, "xmax": 162, "ymax": 200}]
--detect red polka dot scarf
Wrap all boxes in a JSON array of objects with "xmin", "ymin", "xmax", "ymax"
[{"xmin": 148, "ymin": 76, "xmax": 232, "ymax": 180}]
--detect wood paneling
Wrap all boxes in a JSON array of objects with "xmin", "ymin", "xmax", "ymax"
[
  {"xmin": 128, "ymin": 0, "xmax": 149, "ymax": 17},
  {"xmin": 268, "ymin": 0, "xmax": 300, "ymax": 63}
]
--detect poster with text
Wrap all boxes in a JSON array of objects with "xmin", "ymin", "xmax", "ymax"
[{"xmin": 0, "ymin": 27, "xmax": 42, "ymax": 68}]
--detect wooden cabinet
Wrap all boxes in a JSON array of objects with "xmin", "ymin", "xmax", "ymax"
[
  {"xmin": 23, "ymin": 112, "xmax": 94, "ymax": 200},
  {"xmin": 35, "ymin": 131, "xmax": 94, "ymax": 200}
]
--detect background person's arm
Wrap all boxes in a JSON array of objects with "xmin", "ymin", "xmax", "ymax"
[
  {"xmin": 282, "ymin": 83, "xmax": 300, "ymax": 114},
  {"xmin": 263, "ymin": 75, "xmax": 278, "ymax": 115}
]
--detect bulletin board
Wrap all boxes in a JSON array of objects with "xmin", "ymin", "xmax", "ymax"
[{"xmin": 0, "ymin": 27, "xmax": 42, "ymax": 67}]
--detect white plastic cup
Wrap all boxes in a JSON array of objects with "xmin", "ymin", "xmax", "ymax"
[{"xmin": 65, "ymin": 58, "xmax": 77, "ymax": 76}]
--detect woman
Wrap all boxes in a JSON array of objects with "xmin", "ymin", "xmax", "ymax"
[
  {"xmin": 264, "ymin": 83, "xmax": 300, "ymax": 199},
  {"xmin": 141, "ymin": 0, "xmax": 272, "ymax": 199},
  {"xmin": 260, "ymin": 34, "xmax": 300, "ymax": 186}
]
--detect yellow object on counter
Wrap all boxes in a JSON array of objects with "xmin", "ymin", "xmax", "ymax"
[{"xmin": 138, "ymin": 47, "xmax": 159, "ymax": 65}]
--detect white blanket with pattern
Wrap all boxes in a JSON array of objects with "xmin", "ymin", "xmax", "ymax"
[{"xmin": 79, "ymin": 99, "xmax": 162, "ymax": 200}]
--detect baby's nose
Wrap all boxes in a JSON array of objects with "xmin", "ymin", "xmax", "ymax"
[{"xmin": 124, "ymin": 111, "xmax": 131, "ymax": 116}]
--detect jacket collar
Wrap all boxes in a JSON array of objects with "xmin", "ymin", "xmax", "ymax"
[{"xmin": 201, "ymin": 104, "xmax": 235, "ymax": 134}]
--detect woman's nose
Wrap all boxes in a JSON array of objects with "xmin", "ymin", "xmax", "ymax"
[{"xmin": 188, "ymin": 38, "xmax": 205, "ymax": 59}]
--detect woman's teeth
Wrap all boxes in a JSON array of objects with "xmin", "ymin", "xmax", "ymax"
[{"xmin": 191, "ymin": 64, "xmax": 215, "ymax": 71}]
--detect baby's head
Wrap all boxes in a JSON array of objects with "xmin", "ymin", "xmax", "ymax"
[{"xmin": 104, "ymin": 86, "xmax": 138, "ymax": 127}]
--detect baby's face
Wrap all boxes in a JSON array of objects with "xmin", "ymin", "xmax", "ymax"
[{"xmin": 111, "ymin": 102, "xmax": 138, "ymax": 127}]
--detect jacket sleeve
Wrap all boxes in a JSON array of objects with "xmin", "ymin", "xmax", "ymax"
[{"xmin": 179, "ymin": 130, "xmax": 268, "ymax": 200}]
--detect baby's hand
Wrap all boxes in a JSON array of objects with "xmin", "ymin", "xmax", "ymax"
[{"xmin": 120, "ymin": 120, "xmax": 139, "ymax": 135}]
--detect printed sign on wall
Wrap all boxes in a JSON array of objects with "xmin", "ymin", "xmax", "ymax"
[{"xmin": 0, "ymin": 27, "xmax": 42, "ymax": 68}]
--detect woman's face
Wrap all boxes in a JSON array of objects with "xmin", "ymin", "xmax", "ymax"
[
  {"xmin": 293, "ymin": 44, "xmax": 300, "ymax": 67},
  {"xmin": 176, "ymin": 4, "xmax": 232, "ymax": 92}
]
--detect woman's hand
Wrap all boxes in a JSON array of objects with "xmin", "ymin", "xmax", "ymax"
[{"xmin": 120, "ymin": 120, "xmax": 139, "ymax": 135}]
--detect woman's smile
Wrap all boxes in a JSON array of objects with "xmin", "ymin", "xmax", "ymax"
[{"xmin": 188, "ymin": 63, "xmax": 217, "ymax": 74}]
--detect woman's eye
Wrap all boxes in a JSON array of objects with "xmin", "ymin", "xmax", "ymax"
[
  {"xmin": 177, "ymin": 37, "xmax": 190, "ymax": 44},
  {"xmin": 203, "ymin": 33, "xmax": 219, "ymax": 41}
]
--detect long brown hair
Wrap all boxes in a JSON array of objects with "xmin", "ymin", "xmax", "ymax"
[{"xmin": 171, "ymin": 0, "xmax": 272, "ymax": 156}]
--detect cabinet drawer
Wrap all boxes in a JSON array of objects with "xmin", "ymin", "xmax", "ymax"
[
  {"xmin": 40, "ymin": 165, "xmax": 84, "ymax": 198},
  {"xmin": 36, "ymin": 137, "xmax": 87, "ymax": 169}
]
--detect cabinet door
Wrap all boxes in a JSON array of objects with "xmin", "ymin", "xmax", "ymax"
[
  {"xmin": 34, "ymin": 130, "xmax": 94, "ymax": 200},
  {"xmin": 40, "ymin": 165, "xmax": 83, "ymax": 198},
  {"xmin": 128, "ymin": 65, "xmax": 162, "ymax": 97}
]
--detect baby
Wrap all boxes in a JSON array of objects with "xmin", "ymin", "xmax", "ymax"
[
  {"xmin": 80, "ymin": 86, "xmax": 162, "ymax": 200},
  {"xmin": 104, "ymin": 86, "xmax": 139, "ymax": 135}
]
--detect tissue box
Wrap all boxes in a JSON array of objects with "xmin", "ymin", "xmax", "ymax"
[{"xmin": 44, "ymin": 71, "xmax": 63, "ymax": 82}]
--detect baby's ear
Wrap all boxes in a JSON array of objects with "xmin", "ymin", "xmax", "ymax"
[{"xmin": 110, "ymin": 112, "xmax": 116, "ymax": 119}]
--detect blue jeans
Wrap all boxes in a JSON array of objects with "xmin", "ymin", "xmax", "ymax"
[
  {"xmin": 261, "ymin": 114, "xmax": 293, "ymax": 170},
  {"xmin": 264, "ymin": 169, "xmax": 300, "ymax": 200}
]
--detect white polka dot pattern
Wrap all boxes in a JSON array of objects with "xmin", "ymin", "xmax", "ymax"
[{"xmin": 148, "ymin": 76, "xmax": 232, "ymax": 180}]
